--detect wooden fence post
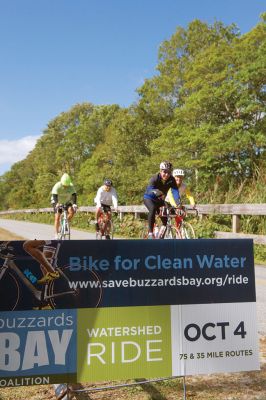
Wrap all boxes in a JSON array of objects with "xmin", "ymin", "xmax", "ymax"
[{"xmin": 232, "ymin": 214, "xmax": 240, "ymax": 233}]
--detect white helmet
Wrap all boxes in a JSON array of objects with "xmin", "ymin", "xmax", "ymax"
[
  {"xmin": 173, "ymin": 169, "xmax": 185, "ymax": 177},
  {"xmin": 159, "ymin": 161, "xmax": 173, "ymax": 171}
]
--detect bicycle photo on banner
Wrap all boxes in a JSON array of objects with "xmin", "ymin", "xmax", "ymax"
[{"xmin": 0, "ymin": 240, "xmax": 102, "ymax": 311}]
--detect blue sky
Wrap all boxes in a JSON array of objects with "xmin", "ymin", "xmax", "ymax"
[{"xmin": 0, "ymin": 0, "xmax": 265, "ymax": 174}]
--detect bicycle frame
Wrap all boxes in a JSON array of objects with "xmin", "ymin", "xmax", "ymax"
[{"xmin": 96, "ymin": 208, "xmax": 113, "ymax": 239}]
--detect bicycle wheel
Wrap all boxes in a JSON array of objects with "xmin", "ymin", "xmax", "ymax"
[
  {"xmin": 164, "ymin": 226, "xmax": 176, "ymax": 239},
  {"xmin": 105, "ymin": 220, "xmax": 114, "ymax": 239},
  {"xmin": 0, "ymin": 270, "xmax": 20, "ymax": 311},
  {"xmin": 96, "ymin": 216, "xmax": 104, "ymax": 240},
  {"xmin": 59, "ymin": 219, "xmax": 70, "ymax": 240},
  {"xmin": 47, "ymin": 266, "xmax": 103, "ymax": 309},
  {"xmin": 65, "ymin": 222, "xmax": 71, "ymax": 240},
  {"xmin": 58, "ymin": 220, "xmax": 65, "ymax": 240},
  {"xmin": 180, "ymin": 222, "xmax": 196, "ymax": 239},
  {"xmin": 96, "ymin": 231, "xmax": 102, "ymax": 240}
]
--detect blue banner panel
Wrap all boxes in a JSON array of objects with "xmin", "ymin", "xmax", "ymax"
[
  {"xmin": 0, "ymin": 239, "xmax": 255, "ymax": 311},
  {"xmin": 0, "ymin": 308, "xmax": 76, "ymax": 382}
]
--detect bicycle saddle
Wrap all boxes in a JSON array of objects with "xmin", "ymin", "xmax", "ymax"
[{"xmin": 0, "ymin": 244, "xmax": 15, "ymax": 259}]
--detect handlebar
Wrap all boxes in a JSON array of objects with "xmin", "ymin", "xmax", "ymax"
[
  {"xmin": 159, "ymin": 205, "xmax": 199, "ymax": 218},
  {"xmin": 184, "ymin": 207, "xmax": 199, "ymax": 217},
  {"xmin": 55, "ymin": 204, "xmax": 78, "ymax": 213}
]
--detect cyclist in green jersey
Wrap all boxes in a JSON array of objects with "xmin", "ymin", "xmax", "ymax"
[{"xmin": 51, "ymin": 173, "xmax": 78, "ymax": 239}]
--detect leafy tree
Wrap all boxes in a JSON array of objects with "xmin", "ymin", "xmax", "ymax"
[
  {"xmin": 147, "ymin": 17, "xmax": 266, "ymax": 200},
  {"xmin": 0, "ymin": 15, "xmax": 265, "ymax": 210}
]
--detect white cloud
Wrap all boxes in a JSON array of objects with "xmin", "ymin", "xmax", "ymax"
[{"xmin": 0, "ymin": 136, "xmax": 39, "ymax": 172}]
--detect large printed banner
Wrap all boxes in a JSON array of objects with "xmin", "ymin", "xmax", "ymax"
[{"xmin": 0, "ymin": 239, "xmax": 260, "ymax": 387}]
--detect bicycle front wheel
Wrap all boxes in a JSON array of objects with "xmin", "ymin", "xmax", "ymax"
[
  {"xmin": 47, "ymin": 267, "xmax": 103, "ymax": 309},
  {"xmin": 164, "ymin": 226, "xmax": 176, "ymax": 239},
  {"xmin": 96, "ymin": 231, "xmax": 102, "ymax": 240},
  {"xmin": 0, "ymin": 270, "xmax": 20, "ymax": 311},
  {"xmin": 180, "ymin": 222, "xmax": 196, "ymax": 239},
  {"xmin": 59, "ymin": 220, "xmax": 71, "ymax": 240},
  {"xmin": 105, "ymin": 220, "xmax": 114, "ymax": 239}
]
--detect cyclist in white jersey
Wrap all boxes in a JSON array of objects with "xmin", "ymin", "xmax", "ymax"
[{"xmin": 94, "ymin": 179, "xmax": 118, "ymax": 237}]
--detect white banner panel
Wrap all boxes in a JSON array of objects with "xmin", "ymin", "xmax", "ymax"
[{"xmin": 171, "ymin": 302, "xmax": 259, "ymax": 375}]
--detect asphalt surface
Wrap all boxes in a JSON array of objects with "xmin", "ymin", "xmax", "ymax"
[
  {"xmin": 0, "ymin": 218, "xmax": 265, "ymax": 336},
  {"xmin": 0, "ymin": 218, "xmax": 95, "ymax": 240}
]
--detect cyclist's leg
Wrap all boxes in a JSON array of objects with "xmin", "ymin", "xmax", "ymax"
[
  {"xmin": 54, "ymin": 206, "xmax": 61, "ymax": 238},
  {"xmin": 144, "ymin": 198, "xmax": 160, "ymax": 238},
  {"xmin": 67, "ymin": 203, "xmax": 74, "ymax": 221},
  {"xmin": 95, "ymin": 207, "xmax": 102, "ymax": 231},
  {"xmin": 23, "ymin": 240, "xmax": 55, "ymax": 274},
  {"xmin": 158, "ymin": 202, "xmax": 168, "ymax": 238},
  {"xmin": 23, "ymin": 240, "xmax": 60, "ymax": 284}
]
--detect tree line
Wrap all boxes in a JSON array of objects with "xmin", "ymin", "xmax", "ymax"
[{"xmin": 0, "ymin": 14, "xmax": 265, "ymax": 210}]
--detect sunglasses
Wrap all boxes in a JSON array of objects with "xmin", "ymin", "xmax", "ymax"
[{"xmin": 161, "ymin": 169, "xmax": 171, "ymax": 174}]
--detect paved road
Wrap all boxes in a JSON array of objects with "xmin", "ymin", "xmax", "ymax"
[
  {"xmin": 0, "ymin": 218, "xmax": 265, "ymax": 336},
  {"xmin": 0, "ymin": 218, "xmax": 95, "ymax": 240}
]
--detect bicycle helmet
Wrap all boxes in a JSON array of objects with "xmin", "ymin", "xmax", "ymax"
[
  {"xmin": 104, "ymin": 179, "xmax": 112, "ymax": 186},
  {"xmin": 60, "ymin": 173, "xmax": 72, "ymax": 186},
  {"xmin": 159, "ymin": 161, "xmax": 173, "ymax": 171},
  {"xmin": 173, "ymin": 169, "xmax": 185, "ymax": 177}
]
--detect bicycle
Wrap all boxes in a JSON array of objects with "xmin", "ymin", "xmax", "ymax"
[
  {"xmin": 141, "ymin": 205, "xmax": 197, "ymax": 239},
  {"xmin": 58, "ymin": 204, "xmax": 71, "ymax": 240},
  {"xmin": 96, "ymin": 207, "xmax": 115, "ymax": 240},
  {"xmin": 0, "ymin": 241, "xmax": 102, "ymax": 311},
  {"xmin": 163, "ymin": 205, "xmax": 197, "ymax": 239}
]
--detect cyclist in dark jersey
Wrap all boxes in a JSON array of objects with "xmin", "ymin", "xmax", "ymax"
[{"xmin": 143, "ymin": 161, "xmax": 180, "ymax": 239}]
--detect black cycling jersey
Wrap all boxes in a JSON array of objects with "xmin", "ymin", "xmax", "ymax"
[{"xmin": 144, "ymin": 173, "xmax": 179, "ymax": 201}]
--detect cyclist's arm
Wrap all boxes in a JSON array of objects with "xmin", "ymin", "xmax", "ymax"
[
  {"xmin": 165, "ymin": 187, "xmax": 181, "ymax": 208},
  {"xmin": 51, "ymin": 193, "xmax": 58, "ymax": 205},
  {"xmin": 51, "ymin": 182, "xmax": 60, "ymax": 205},
  {"xmin": 71, "ymin": 192, "xmax": 77, "ymax": 204},
  {"xmin": 111, "ymin": 189, "xmax": 118, "ymax": 210},
  {"xmin": 112, "ymin": 197, "xmax": 118, "ymax": 209},
  {"xmin": 144, "ymin": 175, "xmax": 161, "ymax": 197},
  {"xmin": 185, "ymin": 188, "xmax": 195, "ymax": 207},
  {"xmin": 94, "ymin": 187, "xmax": 103, "ymax": 208}
]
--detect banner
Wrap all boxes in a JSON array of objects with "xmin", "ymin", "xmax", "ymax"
[{"xmin": 0, "ymin": 239, "xmax": 260, "ymax": 386}]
